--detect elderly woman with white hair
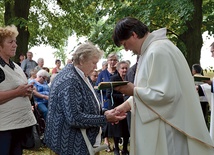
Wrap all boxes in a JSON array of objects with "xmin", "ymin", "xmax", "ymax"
[
  {"xmin": 44, "ymin": 42, "xmax": 126, "ymax": 155},
  {"xmin": 29, "ymin": 69, "xmax": 50, "ymax": 120}
]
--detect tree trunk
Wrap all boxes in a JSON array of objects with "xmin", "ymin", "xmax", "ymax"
[
  {"xmin": 4, "ymin": 0, "xmax": 31, "ymax": 63},
  {"xmin": 179, "ymin": 0, "xmax": 203, "ymax": 69}
]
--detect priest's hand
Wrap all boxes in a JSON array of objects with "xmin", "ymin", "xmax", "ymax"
[
  {"xmin": 114, "ymin": 101, "xmax": 131, "ymax": 116},
  {"xmin": 114, "ymin": 82, "xmax": 134, "ymax": 96},
  {"xmin": 203, "ymin": 80, "xmax": 212, "ymax": 85}
]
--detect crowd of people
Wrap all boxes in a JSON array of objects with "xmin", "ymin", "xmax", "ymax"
[{"xmin": 0, "ymin": 17, "xmax": 214, "ymax": 155}]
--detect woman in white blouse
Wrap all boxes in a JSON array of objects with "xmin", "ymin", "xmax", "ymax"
[{"xmin": 0, "ymin": 25, "xmax": 36, "ymax": 155}]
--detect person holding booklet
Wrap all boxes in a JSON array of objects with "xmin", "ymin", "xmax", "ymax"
[
  {"xmin": 95, "ymin": 53, "xmax": 118, "ymax": 152},
  {"xmin": 106, "ymin": 61, "xmax": 130, "ymax": 155},
  {"xmin": 112, "ymin": 17, "xmax": 214, "ymax": 155}
]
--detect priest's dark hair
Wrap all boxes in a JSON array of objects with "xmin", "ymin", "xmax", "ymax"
[{"xmin": 113, "ymin": 17, "xmax": 149, "ymax": 47}]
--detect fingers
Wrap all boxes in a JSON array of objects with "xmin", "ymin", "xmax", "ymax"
[
  {"xmin": 25, "ymin": 85, "xmax": 34, "ymax": 97},
  {"xmin": 111, "ymin": 115, "xmax": 127, "ymax": 125},
  {"xmin": 24, "ymin": 92, "xmax": 33, "ymax": 97},
  {"xmin": 114, "ymin": 84, "xmax": 134, "ymax": 96},
  {"xmin": 105, "ymin": 109, "xmax": 127, "ymax": 124},
  {"xmin": 17, "ymin": 84, "xmax": 34, "ymax": 97}
]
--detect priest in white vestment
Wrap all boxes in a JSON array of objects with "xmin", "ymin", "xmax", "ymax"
[{"xmin": 112, "ymin": 17, "xmax": 214, "ymax": 155}]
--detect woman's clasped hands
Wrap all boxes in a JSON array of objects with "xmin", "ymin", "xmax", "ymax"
[
  {"xmin": 16, "ymin": 83, "xmax": 34, "ymax": 98},
  {"xmin": 104, "ymin": 108, "xmax": 127, "ymax": 124}
]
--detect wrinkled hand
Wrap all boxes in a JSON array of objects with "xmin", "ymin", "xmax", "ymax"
[
  {"xmin": 104, "ymin": 109, "xmax": 127, "ymax": 123},
  {"xmin": 114, "ymin": 82, "xmax": 134, "ymax": 96},
  {"xmin": 16, "ymin": 84, "xmax": 34, "ymax": 97}
]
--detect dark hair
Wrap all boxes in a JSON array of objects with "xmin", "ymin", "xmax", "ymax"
[
  {"xmin": 192, "ymin": 64, "xmax": 202, "ymax": 74},
  {"xmin": 19, "ymin": 54, "xmax": 25, "ymax": 57},
  {"xmin": 42, "ymin": 67, "xmax": 50, "ymax": 73},
  {"xmin": 55, "ymin": 59, "xmax": 61, "ymax": 64},
  {"xmin": 113, "ymin": 17, "xmax": 149, "ymax": 47}
]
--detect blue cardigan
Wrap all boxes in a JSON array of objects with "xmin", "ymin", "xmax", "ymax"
[{"xmin": 44, "ymin": 64, "xmax": 107, "ymax": 155}]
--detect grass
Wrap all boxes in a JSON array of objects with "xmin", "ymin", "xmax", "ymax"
[
  {"xmin": 23, "ymin": 138, "xmax": 128, "ymax": 155},
  {"xmin": 23, "ymin": 146, "xmax": 50, "ymax": 155},
  {"xmin": 23, "ymin": 147, "xmax": 115, "ymax": 155}
]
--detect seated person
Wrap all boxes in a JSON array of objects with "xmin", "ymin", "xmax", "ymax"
[{"xmin": 29, "ymin": 69, "xmax": 50, "ymax": 120}]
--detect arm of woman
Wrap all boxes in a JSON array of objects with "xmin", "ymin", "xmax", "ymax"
[
  {"xmin": 57, "ymin": 76, "xmax": 123, "ymax": 129},
  {"xmin": 33, "ymin": 88, "xmax": 49, "ymax": 100},
  {"xmin": 0, "ymin": 84, "xmax": 33, "ymax": 105},
  {"xmin": 61, "ymin": 84, "xmax": 107, "ymax": 128}
]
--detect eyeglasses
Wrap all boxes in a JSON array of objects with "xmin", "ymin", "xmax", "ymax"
[{"xmin": 40, "ymin": 76, "xmax": 46, "ymax": 80}]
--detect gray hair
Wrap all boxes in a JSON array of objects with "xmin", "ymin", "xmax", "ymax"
[
  {"xmin": 36, "ymin": 69, "xmax": 50, "ymax": 78},
  {"xmin": 37, "ymin": 58, "xmax": 44, "ymax": 63},
  {"xmin": 29, "ymin": 69, "xmax": 38, "ymax": 77},
  {"xmin": 116, "ymin": 60, "xmax": 130, "ymax": 70},
  {"xmin": 102, "ymin": 60, "xmax": 107, "ymax": 66},
  {"xmin": 107, "ymin": 53, "xmax": 118, "ymax": 60},
  {"xmin": 72, "ymin": 42, "xmax": 104, "ymax": 65}
]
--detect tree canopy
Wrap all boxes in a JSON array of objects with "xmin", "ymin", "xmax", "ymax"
[{"xmin": 0, "ymin": 0, "xmax": 213, "ymax": 67}]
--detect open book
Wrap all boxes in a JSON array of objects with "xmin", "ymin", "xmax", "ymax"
[{"xmin": 94, "ymin": 81, "xmax": 129, "ymax": 90}]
